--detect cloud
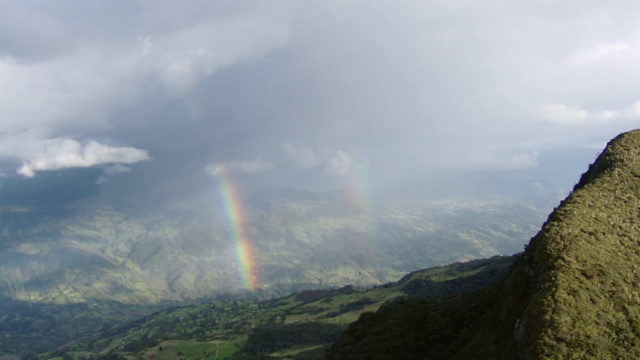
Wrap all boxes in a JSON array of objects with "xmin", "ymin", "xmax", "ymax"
[
  {"xmin": 2, "ymin": 1, "xmax": 640, "ymax": 198},
  {"xmin": 94, "ymin": 164, "xmax": 133, "ymax": 184},
  {"xmin": 0, "ymin": 1, "xmax": 308, "ymax": 177},
  {"xmin": 17, "ymin": 139, "xmax": 150, "ymax": 178},
  {"xmin": 281, "ymin": 143, "xmax": 322, "ymax": 169},
  {"xmin": 569, "ymin": 41, "xmax": 630, "ymax": 65},
  {"xmin": 630, "ymin": 101, "xmax": 640, "ymax": 116},
  {"xmin": 205, "ymin": 157, "xmax": 274, "ymax": 176},
  {"xmin": 539, "ymin": 104, "xmax": 590, "ymax": 124},
  {"xmin": 325, "ymin": 150, "xmax": 353, "ymax": 176},
  {"xmin": 104, "ymin": 164, "xmax": 132, "ymax": 174},
  {"xmin": 531, "ymin": 181, "xmax": 545, "ymax": 192},
  {"xmin": 138, "ymin": 37, "xmax": 153, "ymax": 56},
  {"xmin": 539, "ymin": 101, "xmax": 640, "ymax": 125},
  {"xmin": 153, "ymin": 15, "xmax": 294, "ymax": 95},
  {"xmin": 282, "ymin": 143, "xmax": 354, "ymax": 176}
]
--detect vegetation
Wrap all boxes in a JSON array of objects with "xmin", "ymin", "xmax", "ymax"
[
  {"xmin": 0, "ymin": 194, "xmax": 546, "ymax": 305},
  {"xmin": 516, "ymin": 129, "xmax": 640, "ymax": 358},
  {"xmin": 0, "ymin": 191, "xmax": 545, "ymax": 356},
  {"xmin": 327, "ymin": 129, "xmax": 640, "ymax": 359},
  {"xmin": 0, "ymin": 297, "xmax": 162, "ymax": 358},
  {"xmin": 37, "ymin": 255, "xmax": 516, "ymax": 359}
]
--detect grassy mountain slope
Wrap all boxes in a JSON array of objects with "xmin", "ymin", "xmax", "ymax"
[
  {"xmin": 327, "ymin": 129, "xmax": 640, "ymax": 359},
  {"xmin": 43, "ymin": 255, "xmax": 517, "ymax": 359},
  {"xmin": 514, "ymin": 129, "xmax": 640, "ymax": 358}
]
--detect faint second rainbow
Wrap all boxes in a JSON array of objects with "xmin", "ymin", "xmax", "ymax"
[
  {"xmin": 345, "ymin": 152, "xmax": 381, "ymax": 268},
  {"xmin": 208, "ymin": 164, "xmax": 258, "ymax": 291}
]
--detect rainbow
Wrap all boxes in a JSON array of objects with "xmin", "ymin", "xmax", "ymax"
[
  {"xmin": 212, "ymin": 166, "xmax": 258, "ymax": 291},
  {"xmin": 345, "ymin": 155, "xmax": 381, "ymax": 267},
  {"xmin": 349, "ymin": 162, "xmax": 378, "ymax": 234}
]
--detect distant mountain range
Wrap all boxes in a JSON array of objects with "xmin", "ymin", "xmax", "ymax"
[{"xmin": 0, "ymin": 188, "xmax": 547, "ymax": 305}]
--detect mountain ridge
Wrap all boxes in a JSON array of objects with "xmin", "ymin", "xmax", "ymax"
[
  {"xmin": 327, "ymin": 129, "xmax": 640, "ymax": 359},
  {"xmin": 512, "ymin": 129, "xmax": 640, "ymax": 357}
]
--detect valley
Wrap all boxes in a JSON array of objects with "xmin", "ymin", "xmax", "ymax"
[
  {"xmin": 0, "ymin": 192, "xmax": 549, "ymax": 304},
  {"xmin": 0, "ymin": 190, "xmax": 549, "ymax": 358},
  {"xmin": 44, "ymin": 255, "xmax": 518, "ymax": 359}
]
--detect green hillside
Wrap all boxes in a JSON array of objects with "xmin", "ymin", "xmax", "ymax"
[
  {"xmin": 40, "ymin": 255, "xmax": 517, "ymax": 359},
  {"xmin": 326, "ymin": 129, "xmax": 640, "ymax": 359}
]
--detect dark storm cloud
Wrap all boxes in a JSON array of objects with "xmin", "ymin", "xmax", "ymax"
[{"xmin": 1, "ymin": 0, "xmax": 639, "ymax": 198}]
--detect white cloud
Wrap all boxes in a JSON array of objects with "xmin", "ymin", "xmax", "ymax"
[
  {"xmin": 140, "ymin": 4, "xmax": 302, "ymax": 96},
  {"xmin": 205, "ymin": 157, "xmax": 274, "ymax": 176},
  {"xmin": 539, "ymin": 101, "xmax": 640, "ymax": 125},
  {"xmin": 104, "ymin": 164, "xmax": 132, "ymax": 174},
  {"xmin": 569, "ymin": 41, "xmax": 630, "ymax": 65},
  {"xmin": 630, "ymin": 101, "xmax": 640, "ymax": 116},
  {"xmin": 95, "ymin": 164, "xmax": 132, "ymax": 184},
  {"xmin": 539, "ymin": 104, "xmax": 589, "ymax": 124},
  {"xmin": 282, "ymin": 143, "xmax": 354, "ymax": 176},
  {"xmin": 17, "ymin": 139, "xmax": 150, "ymax": 178},
  {"xmin": 325, "ymin": 150, "xmax": 353, "ymax": 176},
  {"xmin": 281, "ymin": 143, "xmax": 321, "ymax": 169},
  {"xmin": 0, "ymin": 2, "xmax": 309, "ymax": 177}
]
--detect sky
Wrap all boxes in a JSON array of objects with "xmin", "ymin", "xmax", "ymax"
[{"xmin": 1, "ymin": 0, "xmax": 639, "ymax": 204}]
